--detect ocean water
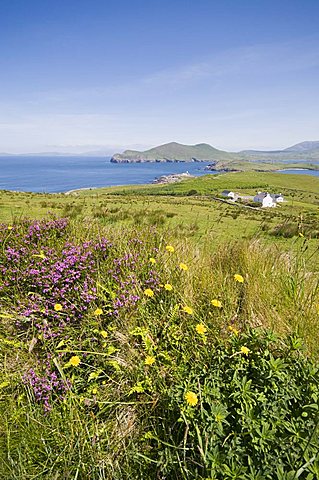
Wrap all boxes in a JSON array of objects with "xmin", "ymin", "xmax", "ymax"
[
  {"xmin": 277, "ymin": 168, "xmax": 319, "ymax": 177},
  {"xmin": 0, "ymin": 156, "xmax": 318, "ymax": 193},
  {"xmin": 0, "ymin": 156, "xmax": 213, "ymax": 193}
]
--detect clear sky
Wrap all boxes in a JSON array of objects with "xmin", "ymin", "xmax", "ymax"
[{"xmin": 1, "ymin": 0, "xmax": 319, "ymax": 153}]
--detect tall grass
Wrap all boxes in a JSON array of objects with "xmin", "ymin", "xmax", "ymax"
[{"xmin": 0, "ymin": 217, "xmax": 318, "ymax": 479}]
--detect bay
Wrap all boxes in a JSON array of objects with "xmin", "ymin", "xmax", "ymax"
[
  {"xmin": 0, "ymin": 156, "xmax": 318, "ymax": 193},
  {"xmin": 277, "ymin": 168, "xmax": 319, "ymax": 177},
  {"xmin": 0, "ymin": 156, "xmax": 212, "ymax": 193}
]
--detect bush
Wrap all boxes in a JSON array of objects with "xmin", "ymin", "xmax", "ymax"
[
  {"xmin": 141, "ymin": 329, "xmax": 319, "ymax": 479},
  {"xmin": 187, "ymin": 189, "xmax": 199, "ymax": 196}
]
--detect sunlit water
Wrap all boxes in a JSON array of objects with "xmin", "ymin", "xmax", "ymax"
[
  {"xmin": 0, "ymin": 156, "xmax": 212, "ymax": 193},
  {"xmin": 0, "ymin": 156, "xmax": 318, "ymax": 193}
]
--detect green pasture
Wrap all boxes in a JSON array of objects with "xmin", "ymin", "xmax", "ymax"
[
  {"xmin": 1, "ymin": 170, "xmax": 319, "ymax": 479},
  {"xmin": 1, "ymin": 172, "xmax": 318, "ymax": 255}
]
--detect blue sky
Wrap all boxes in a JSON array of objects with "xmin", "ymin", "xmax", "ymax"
[{"xmin": 1, "ymin": 0, "xmax": 319, "ymax": 153}]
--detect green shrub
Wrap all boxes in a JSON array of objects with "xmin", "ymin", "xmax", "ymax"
[
  {"xmin": 187, "ymin": 189, "xmax": 199, "ymax": 196},
  {"xmin": 141, "ymin": 329, "xmax": 319, "ymax": 479}
]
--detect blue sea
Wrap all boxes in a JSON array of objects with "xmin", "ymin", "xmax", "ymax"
[
  {"xmin": 0, "ymin": 156, "xmax": 213, "ymax": 193},
  {"xmin": 277, "ymin": 168, "xmax": 319, "ymax": 177},
  {"xmin": 0, "ymin": 156, "xmax": 318, "ymax": 193}
]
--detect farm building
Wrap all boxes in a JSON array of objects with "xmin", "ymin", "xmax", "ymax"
[
  {"xmin": 221, "ymin": 190, "xmax": 236, "ymax": 199},
  {"xmin": 273, "ymin": 193, "xmax": 284, "ymax": 202},
  {"xmin": 253, "ymin": 192, "xmax": 275, "ymax": 208}
]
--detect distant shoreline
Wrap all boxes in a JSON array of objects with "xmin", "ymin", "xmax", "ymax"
[
  {"xmin": 0, "ymin": 158, "xmax": 318, "ymax": 195},
  {"xmin": 278, "ymin": 168, "xmax": 313, "ymax": 171}
]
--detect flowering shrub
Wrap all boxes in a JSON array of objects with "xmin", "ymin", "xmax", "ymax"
[
  {"xmin": 23, "ymin": 362, "xmax": 70, "ymax": 412},
  {"xmin": 0, "ymin": 219, "xmax": 163, "ymax": 410},
  {"xmin": 0, "ymin": 219, "xmax": 114, "ymax": 337}
]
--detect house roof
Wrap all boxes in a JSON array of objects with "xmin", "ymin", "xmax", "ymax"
[
  {"xmin": 254, "ymin": 192, "xmax": 283, "ymax": 201},
  {"xmin": 221, "ymin": 190, "xmax": 233, "ymax": 194},
  {"xmin": 254, "ymin": 192, "xmax": 267, "ymax": 200}
]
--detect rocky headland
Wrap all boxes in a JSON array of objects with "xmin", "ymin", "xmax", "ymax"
[
  {"xmin": 110, "ymin": 142, "xmax": 233, "ymax": 164},
  {"xmin": 110, "ymin": 141, "xmax": 319, "ymax": 171},
  {"xmin": 152, "ymin": 172, "xmax": 194, "ymax": 184}
]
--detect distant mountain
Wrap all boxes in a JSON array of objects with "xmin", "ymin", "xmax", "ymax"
[
  {"xmin": 283, "ymin": 141, "xmax": 319, "ymax": 152},
  {"xmin": 110, "ymin": 140, "xmax": 319, "ymax": 171},
  {"xmin": 0, "ymin": 151, "xmax": 110, "ymax": 157},
  {"xmin": 239, "ymin": 150, "xmax": 283, "ymax": 154},
  {"xmin": 111, "ymin": 142, "xmax": 234, "ymax": 163},
  {"xmin": 2, "ymin": 140, "xmax": 319, "ymax": 170}
]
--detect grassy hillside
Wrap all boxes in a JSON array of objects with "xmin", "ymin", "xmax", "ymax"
[
  {"xmin": 0, "ymin": 172, "xmax": 318, "ymax": 257},
  {"xmin": 0, "ymin": 214, "xmax": 318, "ymax": 479},
  {"xmin": 1, "ymin": 170, "xmax": 319, "ymax": 477},
  {"xmin": 95, "ymin": 171, "xmax": 319, "ymax": 196},
  {"xmin": 74, "ymin": 172, "xmax": 319, "ymax": 250}
]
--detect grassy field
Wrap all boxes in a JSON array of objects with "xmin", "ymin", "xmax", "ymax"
[
  {"xmin": 0, "ymin": 171, "xmax": 319, "ymax": 478},
  {"xmin": 1, "ymin": 171, "xmax": 318, "ymax": 257}
]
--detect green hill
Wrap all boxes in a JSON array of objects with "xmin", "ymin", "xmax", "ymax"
[
  {"xmin": 110, "ymin": 141, "xmax": 319, "ymax": 171},
  {"xmin": 110, "ymin": 141, "xmax": 235, "ymax": 163}
]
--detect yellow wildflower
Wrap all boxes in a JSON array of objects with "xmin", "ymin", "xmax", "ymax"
[
  {"xmin": 179, "ymin": 263, "xmax": 188, "ymax": 271},
  {"xmin": 185, "ymin": 391, "xmax": 198, "ymax": 406},
  {"xmin": 211, "ymin": 299, "xmax": 222, "ymax": 308},
  {"xmin": 144, "ymin": 288, "xmax": 154, "ymax": 297},
  {"xmin": 100, "ymin": 330, "xmax": 108, "ymax": 338},
  {"xmin": 149, "ymin": 257, "xmax": 156, "ymax": 264},
  {"xmin": 228, "ymin": 325, "xmax": 239, "ymax": 335},
  {"xmin": 240, "ymin": 346, "xmax": 250, "ymax": 356},
  {"xmin": 145, "ymin": 355, "xmax": 156, "ymax": 366},
  {"xmin": 234, "ymin": 274, "xmax": 244, "ymax": 283},
  {"xmin": 67, "ymin": 355, "xmax": 81, "ymax": 367},
  {"xmin": 182, "ymin": 306, "xmax": 193, "ymax": 315},
  {"xmin": 165, "ymin": 245, "xmax": 175, "ymax": 253},
  {"xmin": 164, "ymin": 283, "xmax": 173, "ymax": 291},
  {"xmin": 7, "ymin": 226, "xmax": 13, "ymax": 231},
  {"xmin": 92, "ymin": 387, "xmax": 98, "ymax": 395},
  {"xmin": 54, "ymin": 303, "xmax": 62, "ymax": 312},
  {"xmin": 94, "ymin": 308, "xmax": 103, "ymax": 316},
  {"xmin": 196, "ymin": 323, "xmax": 207, "ymax": 335},
  {"xmin": 32, "ymin": 250, "xmax": 46, "ymax": 260}
]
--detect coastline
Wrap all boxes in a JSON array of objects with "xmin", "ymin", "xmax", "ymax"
[
  {"xmin": 64, "ymin": 187, "xmax": 98, "ymax": 195},
  {"xmin": 64, "ymin": 173, "xmax": 195, "ymax": 194},
  {"xmin": 277, "ymin": 168, "xmax": 314, "ymax": 171},
  {"xmin": 0, "ymin": 162, "xmax": 318, "ymax": 195}
]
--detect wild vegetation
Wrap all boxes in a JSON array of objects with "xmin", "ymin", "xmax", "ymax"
[{"xmin": 0, "ymin": 172, "xmax": 319, "ymax": 479}]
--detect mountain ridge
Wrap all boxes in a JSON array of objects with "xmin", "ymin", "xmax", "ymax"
[
  {"xmin": 111, "ymin": 142, "xmax": 235, "ymax": 163},
  {"xmin": 283, "ymin": 141, "xmax": 319, "ymax": 152},
  {"xmin": 111, "ymin": 140, "xmax": 319, "ymax": 164}
]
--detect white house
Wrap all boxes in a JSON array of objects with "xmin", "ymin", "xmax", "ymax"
[
  {"xmin": 253, "ymin": 192, "xmax": 277, "ymax": 208},
  {"xmin": 273, "ymin": 193, "xmax": 284, "ymax": 202},
  {"xmin": 221, "ymin": 190, "xmax": 236, "ymax": 199}
]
